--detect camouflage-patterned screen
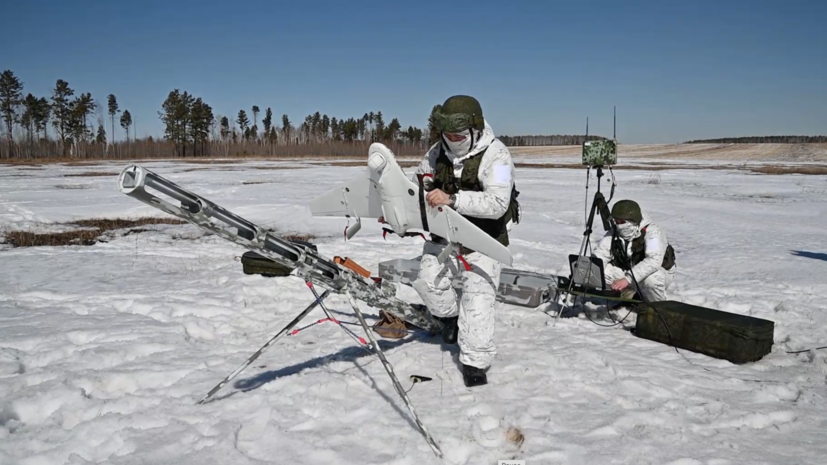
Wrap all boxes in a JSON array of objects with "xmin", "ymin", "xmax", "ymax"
[{"xmin": 582, "ymin": 139, "xmax": 618, "ymax": 167}]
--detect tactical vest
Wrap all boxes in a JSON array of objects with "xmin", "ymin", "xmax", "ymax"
[
  {"xmin": 610, "ymin": 226, "xmax": 675, "ymax": 271},
  {"xmin": 431, "ymin": 145, "xmax": 520, "ymax": 248}
]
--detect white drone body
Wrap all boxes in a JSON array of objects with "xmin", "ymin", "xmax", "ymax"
[{"xmin": 309, "ymin": 143, "xmax": 513, "ymax": 266}]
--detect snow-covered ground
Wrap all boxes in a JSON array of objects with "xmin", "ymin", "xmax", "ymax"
[{"xmin": 1, "ymin": 159, "xmax": 827, "ymax": 465}]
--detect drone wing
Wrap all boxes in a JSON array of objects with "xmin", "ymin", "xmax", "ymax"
[
  {"xmin": 426, "ymin": 205, "xmax": 513, "ymax": 266},
  {"xmin": 308, "ymin": 174, "xmax": 380, "ymax": 219}
]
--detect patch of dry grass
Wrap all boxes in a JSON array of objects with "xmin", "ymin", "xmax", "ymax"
[
  {"xmin": 1, "ymin": 217, "xmax": 188, "ymax": 248},
  {"xmin": 63, "ymin": 171, "xmax": 116, "ymax": 177},
  {"xmin": 1, "ymin": 216, "xmax": 318, "ymax": 249},
  {"xmin": 748, "ymin": 165, "xmax": 827, "ymax": 175},
  {"xmin": 63, "ymin": 161, "xmax": 105, "ymax": 167},
  {"xmin": 180, "ymin": 167, "xmax": 236, "ymax": 173},
  {"xmin": 283, "ymin": 233, "xmax": 316, "ymax": 243},
  {"xmin": 251, "ymin": 166, "xmax": 307, "ymax": 170},
  {"xmin": 0, "ymin": 160, "xmax": 46, "ymax": 166},
  {"xmin": 181, "ymin": 166, "xmax": 305, "ymax": 173},
  {"xmin": 2, "ymin": 229, "xmax": 103, "ymax": 247},
  {"xmin": 55, "ymin": 184, "xmax": 93, "ymax": 190},
  {"xmin": 71, "ymin": 217, "xmax": 187, "ymax": 230}
]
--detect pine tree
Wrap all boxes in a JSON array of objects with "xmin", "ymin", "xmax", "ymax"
[
  {"xmin": 312, "ymin": 112, "xmax": 321, "ymax": 138},
  {"xmin": 220, "ymin": 116, "xmax": 230, "ymax": 140},
  {"xmin": 69, "ymin": 92, "xmax": 95, "ymax": 144},
  {"xmin": 303, "ymin": 115, "xmax": 312, "ymax": 140},
  {"xmin": 281, "ymin": 114, "xmax": 291, "ymax": 143},
  {"xmin": 374, "ymin": 111, "xmax": 385, "ymax": 142},
  {"xmin": 368, "ymin": 111, "xmax": 375, "ymax": 140},
  {"xmin": 51, "ymin": 79, "xmax": 75, "ymax": 155},
  {"xmin": 96, "ymin": 123, "xmax": 106, "ymax": 144},
  {"xmin": 357, "ymin": 117, "xmax": 366, "ymax": 140},
  {"xmin": 34, "ymin": 97, "xmax": 50, "ymax": 141},
  {"xmin": 330, "ymin": 117, "xmax": 339, "ymax": 141},
  {"xmin": 237, "ymin": 110, "xmax": 250, "ymax": 140},
  {"xmin": 321, "ymin": 114, "xmax": 330, "ymax": 139},
  {"xmin": 21, "ymin": 93, "xmax": 39, "ymax": 145},
  {"xmin": 107, "ymin": 94, "xmax": 119, "ymax": 143},
  {"xmin": 120, "ymin": 110, "xmax": 132, "ymax": 143},
  {"xmin": 159, "ymin": 89, "xmax": 194, "ymax": 155},
  {"xmin": 252, "ymin": 105, "xmax": 260, "ymax": 128},
  {"xmin": 386, "ymin": 117, "xmax": 401, "ymax": 141},
  {"xmin": 189, "ymin": 98, "xmax": 214, "ymax": 156},
  {"xmin": 0, "ymin": 70, "xmax": 24, "ymax": 158},
  {"xmin": 262, "ymin": 107, "xmax": 272, "ymax": 139}
]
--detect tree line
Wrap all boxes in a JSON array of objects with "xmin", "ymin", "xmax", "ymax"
[
  {"xmin": 0, "ymin": 69, "xmax": 432, "ymax": 160},
  {"xmin": 498, "ymin": 135, "xmax": 609, "ymax": 146},
  {"xmin": 2, "ymin": 67, "xmax": 624, "ymax": 161},
  {"xmin": 685, "ymin": 136, "xmax": 827, "ymax": 144},
  {"xmin": 159, "ymin": 88, "xmax": 428, "ymax": 158},
  {"xmin": 0, "ymin": 70, "xmax": 137, "ymax": 160}
]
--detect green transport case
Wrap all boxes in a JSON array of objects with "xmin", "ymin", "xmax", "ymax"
[{"xmin": 633, "ymin": 300, "xmax": 775, "ymax": 364}]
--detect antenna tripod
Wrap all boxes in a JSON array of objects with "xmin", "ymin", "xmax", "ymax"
[
  {"xmin": 554, "ymin": 107, "xmax": 619, "ymax": 320},
  {"xmin": 577, "ymin": 106, "xmax": 618, "ymax": 256},
  {"xmin": 577, "ymin": 166, "xmax": 613, "ymax": 257}
]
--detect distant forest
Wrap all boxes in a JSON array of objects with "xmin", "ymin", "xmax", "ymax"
[
  {"xmin": 0, "ymin": 69, "xmax": 604, "ymax": 161},
  {"xmin": 499, "ymin": 135, "xmax": 608, "ymax": 146},
  {"xmin": 0, "ymin": 69, "xmax": 434, "ymax": 160},
  {"xmin": 685, "ymin": 136, "xmax": 827, "ymax": 144}
]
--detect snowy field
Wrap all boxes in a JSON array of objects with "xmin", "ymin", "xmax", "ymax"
[{"xmin": 1, "ymin": 158, "xmax": 827, "ymax": 465}]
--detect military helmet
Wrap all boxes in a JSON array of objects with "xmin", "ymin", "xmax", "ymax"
[
  {"xmin": 433, "ymin": 95, "xmax": 484, "ymax": 133},
  {"xmin": 611, "ymin": 200, "xmax": 642, "ymax": 223}
]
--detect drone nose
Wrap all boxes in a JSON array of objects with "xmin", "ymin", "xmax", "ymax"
[{"xmin": 368, "ymin": 152, "xmax": 387, "ymax": 172}]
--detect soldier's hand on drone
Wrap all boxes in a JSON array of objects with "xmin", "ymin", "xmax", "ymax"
[
  {"xmin": 378, "ymin": 216, "xmax": 387, "ymax": 224},
  {"xmin": 611, "ymin": 278, "xmax": 630, "ymax": 291},
  {"xmin": 426, "ymin": 189, "xmax": 451, "ymax": 207}
]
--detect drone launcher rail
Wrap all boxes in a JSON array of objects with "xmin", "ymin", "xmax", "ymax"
[{"xmin": 116, "ymin": 165, "xmax": 444, "ymax": 333}]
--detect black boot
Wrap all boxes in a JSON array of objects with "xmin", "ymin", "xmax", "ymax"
[
  {"xmin": 440, "ymin": 316, "xmax": 458, "ymax": 345},
  {"xmin": 462, "ymin": 363, "xmax": 488, "ymax": 387}
]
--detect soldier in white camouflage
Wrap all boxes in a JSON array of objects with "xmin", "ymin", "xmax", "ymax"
[
  {"xmin": 408, "ymin": 95, "xmax": 519, "ymax": 387},
  {"xmin": 593, "ymin": 200, "xmax": 676, "ymax": 302}
]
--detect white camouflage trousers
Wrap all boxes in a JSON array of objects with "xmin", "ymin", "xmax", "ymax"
[
  {"xmin": 412, "ymin": 240, "xmax": 501, "ymax": 369},
  {"xmin": 603, "ymin": 263, "xmax": 675, "ymax": 302}
]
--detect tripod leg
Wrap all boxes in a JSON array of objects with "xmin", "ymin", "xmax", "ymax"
[
  {"xmin": 195, "ymin": 290, "xmax": 330, "ymax": 405},
  {"xmin": 305, "ymin": 281, "xmax": 373, "ymax": 355},
  {"xmin": 344, "ymin": 291, "xmax": 444, "ymax": 459}
]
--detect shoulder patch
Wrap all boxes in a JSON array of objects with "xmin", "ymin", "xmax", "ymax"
[
  {"xmin": 646, "ymin": 237, "xmax": 661, "ymax": 252},
  {"xmin": 492, "ymin": 163, "xmax": 512, "ymax": 184}
]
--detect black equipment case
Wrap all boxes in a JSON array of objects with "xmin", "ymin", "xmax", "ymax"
[{"xmin": 633, "ymin": 300, "xmax": 775, "ymax": 364}]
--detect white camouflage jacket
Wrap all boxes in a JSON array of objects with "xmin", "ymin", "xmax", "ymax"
[
  {"xmin": 412, "ymin": 120, "xmax": 515, "ymax": 223},
  {"xmin": 593, "ymin": 210, "xmax": 669, "ymax": 283}
]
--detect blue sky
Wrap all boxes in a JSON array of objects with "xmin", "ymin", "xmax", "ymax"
[{"xmin": 2, "ymin": 0, "xmax": 825, "ymax": 143}]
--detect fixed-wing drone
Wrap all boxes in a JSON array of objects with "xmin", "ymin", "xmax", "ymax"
[{"xmin": 309, "ymin": 143, "xmax": 513, "ymax": 266}]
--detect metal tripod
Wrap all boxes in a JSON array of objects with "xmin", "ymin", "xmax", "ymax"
[{"xmin": 195, "ymin": 280, "xmax": 443, "ymax": 459}]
